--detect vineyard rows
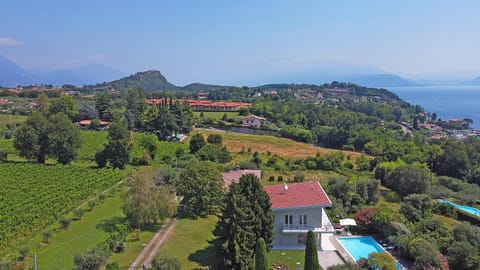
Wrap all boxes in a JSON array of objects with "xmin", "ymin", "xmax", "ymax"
[{"xmin": 0, "ymin": 163, "xmax": 123, "ymax": 247}]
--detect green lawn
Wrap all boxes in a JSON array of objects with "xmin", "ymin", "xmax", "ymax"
[
  {"xmin": 158, "ymin": 216, "xmax": 219, "ymax": 269},
  {"xmin": 29, "ymin": 191, "xmax": 125, "ymax": 270},
  {"xmin": 267, "ymin": 250, "xmax": 305, "ymax": 270},
  {"xmin": 109, "ymin": 223, "xmax": 163, "ymax": 268}
]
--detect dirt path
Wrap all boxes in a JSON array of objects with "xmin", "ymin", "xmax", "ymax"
[{"xmin": 129, "ymin": 218, "xmax": 178, "ymax": 269}]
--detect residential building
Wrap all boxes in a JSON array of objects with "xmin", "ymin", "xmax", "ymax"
[
  {"xmin": 242, "ymin": 115, "xmax": 266, "ymax": 128},
  {"xmin": 263, "ymin": 182, "xmax": 334, "ymax": 250}
]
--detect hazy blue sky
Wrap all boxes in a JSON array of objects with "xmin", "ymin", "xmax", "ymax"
[{"xmin": 1, "ymin": 0, "xmax": 480, "ymax": 85}]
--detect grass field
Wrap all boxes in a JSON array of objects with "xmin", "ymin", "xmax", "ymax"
[
  {"xmin": 30, "ymin": 191, "xmax": 125, "ymax": 270},
  {"xmin": 158, "ymin": 216, "xmax": 219, "ymax": 269},
  {"xmin": 268, "ymin": 250, "xmax": 305, "ymax": 270},
  {"xmin": 193, "ymin": 130, "xmax": 362, "ymax": 159}
]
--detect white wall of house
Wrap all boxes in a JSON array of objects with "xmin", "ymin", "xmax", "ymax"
[
  {"xmin": 272, "ymin": 206, "xmax": 328, "ymax": 249},
  {"xmin": 242, "ymin": 117, "xmax": 264, "ymax": 127}
]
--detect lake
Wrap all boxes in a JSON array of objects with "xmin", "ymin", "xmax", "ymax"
[{"xmin": 387, "ymin": 85, "xmax": 480, "ymax": 130}]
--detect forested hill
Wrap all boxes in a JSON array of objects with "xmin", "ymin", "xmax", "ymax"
[{"xmin": 91, "ymin": 70, "xmax": 179, "ymax": 91}]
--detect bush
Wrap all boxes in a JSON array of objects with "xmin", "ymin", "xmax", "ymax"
[
  {"xmin": 59, "ymin": 216, "xmax": 72, "ymax": 229},
  {"xmin": 4, "ymin": 130, "xmax": 12, "ymax": 139},
  {"xmin": 73, "ymin": 208, "xmax": 84, "ymax": 220},
  {"xmin": 239, "ymin": 161, "xmax": 257, "ymax": 170},
  {"xmin": 88, "ymin": 199, "xmax": 96, "ymax": 211},
  {"xmin": 151, "ymin": 254, "xmax": 181, "ymax": 270},
  {"xmin": 0, "ymin": 149, "xmax": 7, "ymax": 162},
  {"xmin": 42, "ymin": 229, "xmax": 53, "ymax": 243},
  {"xmin": 18, "ymin": 246, "xmax": 29, "ymax": 260},
  {"xmin": 384, "ymin": 191, "xmax": 401, "ymax": 203}
]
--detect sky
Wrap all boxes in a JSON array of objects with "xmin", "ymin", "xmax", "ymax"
[{"xmin": 1, "ymin": 0, "xmax": 480, "ymax": 85}]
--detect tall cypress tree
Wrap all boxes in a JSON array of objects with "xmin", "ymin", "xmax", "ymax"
[
  {"xmin": 304, "ymin": 230, "xmax": 321, "ymax": 270},
  {"xmin": 214, "ymin": 184, "xmax": 255, "ymax": 269},
  {"xmin": 255, "ymin": 238, "xmax": 268, "ymax": 270},
  {"xmin": 214, "ymin": 174, "xmax": 273, "ymax": 270},
  {"xmin": 238, "ymin": 174, "xmax": 274, "ymax": 250}
]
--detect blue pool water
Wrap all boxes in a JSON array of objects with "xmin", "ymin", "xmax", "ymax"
[
  {"xmin": 338, "ymin": 236, "xmax": 404, "ymax": 270},
  {"xmin": 439, "ymin": 200, "xmax": 480, "ymax": 217}
]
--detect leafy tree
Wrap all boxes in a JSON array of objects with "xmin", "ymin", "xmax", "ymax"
[
  {"xmin": 14, "ymin": 112, "xmax": 49, "ymax": 163},
  {"xmin": 367, "ymin": 252, "xmax": 396, "ymax": 270},
  {"xmin": 151, "ymin": 254, "xmax": 181, "ymax": 270},
  {"xmin": 400, "ymin": 194, "xmax": 433, "ymax": 222},
  {"xmin": 252, "ymin": 151, "xmax": 262, "ymax": 168},
  {"xmin": 123, "ymin": 168, "xmax": 176, "ymax": 228},
  {"xmin": 436, "ymin": 139, "xmax": 469, "ymax": 179},
  {"xmin": 189, "ymin": 133, "xmax": 205, "ymax": 154},
  {"xmin": 48, "ymin": 95, "xmax": 79, "ymax": 119},
  {"xmin": 123, "ymin": 88, "xmax": 147, "ymax": 129},
  {"xmin": 196, "ymin": 144, "xmax": 231, "ymax": 163},
  {"xmin": 73, "ymin": 248, "xmax": 109, "ymax": 270},
  {"xmin": 255, "ymin": 238, "xmax": 268, "ymax": 270},
  {"xmin": 207, "ymin": 134, "xmax": 223, "ymax": 144},
  {"xmin": 447, "ymin": 241, "xmax": 479, "ymax": 270},
  {"xmin": 304, "ymin": 230, "xmax": 321, "ymax": 270},
  {"xmin": 103, "ymin": 119, "xmax": 130, "ymax": 169},
  {"xmin": 354, "ymin": 208, "xmax": 376, "ymax": 233},
  {"xmin": 408, "ymin": 238, "xmax": 441, "ymax": 270},
  {"xmin": 372, "ymin": 203, "xmax": 405, "ymax": 237},
  {"xmin": 37, "ymin": 92, "xmax": 50, "ymax": 112},
  {"xmin": 177, "ymin": 161, "xmax": 224, "ymax": 218},
  {"xmin": 95, "ymin": 93, "xmax": 112, "ymax": 120},
  {"xmin": 14, "ymin": 112, "xmax": 80, "ymax": 164},
  {"xmin": 431, "ymin": 112, "xmax": 437, "ymax": 121},
  {"xmin": 48, "ymin": 113, "xmax": 81, "ymax": 164},
  {"xmin": 139, "ymin": 135, "xmax": 157, "ymax": 160},
  {"xmin": 385, "ymin": 165, "xmax": 430, "ymax": 197},
  {"xmin": 355, "ymin": 153, "xmax": 371, "ymax": 171}
]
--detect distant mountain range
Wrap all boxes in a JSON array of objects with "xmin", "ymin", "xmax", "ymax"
[
  {"xmin": 1, "ymin": 53, "xmax": 480, "ymax": 88},
  {"xmin": 0, "ymin": 54, "xmax": 125, "ymax": 86},
  {"xmin": 342, "ymin": 74, "xmax": 420, "ymax": 87}
]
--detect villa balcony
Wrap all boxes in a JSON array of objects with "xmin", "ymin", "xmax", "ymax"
[{"xmin": 282, "ymin": 224, "xmax": 334, "ymax": 233}]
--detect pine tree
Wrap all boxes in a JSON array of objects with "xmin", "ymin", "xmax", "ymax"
[
  {"xmin": 238, "ymin": 174, "xmax": 274, "ymax": 250},
  {"xmin": 304, "ymin": 230, "xmax": 321, "ymax": 270},
  {"xmin": 214, "ymin": 174, "xmax": 274, "ymax": 270},
  {"xmin": 255, "ymin": 238, "xmax": 268, "ymax": 270}
]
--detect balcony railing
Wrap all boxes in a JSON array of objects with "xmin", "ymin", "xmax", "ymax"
[{"xmin": 282, "ymin": 224, "xmax": 334, "ymax": 233}]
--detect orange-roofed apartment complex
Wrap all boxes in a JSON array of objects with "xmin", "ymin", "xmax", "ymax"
[{"xmin": 263, "ymin": 182, "xmax": 335, "ymax": 250}]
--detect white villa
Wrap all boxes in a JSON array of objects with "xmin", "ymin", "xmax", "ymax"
[
  {"xmin": 242, "ymin": 115, "xmax": 266, "ymax": 128},
  {"xmin": 263, "ymin": 182, "xmax": 336, "ymax": 250}
]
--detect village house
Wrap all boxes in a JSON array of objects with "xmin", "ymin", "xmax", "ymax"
[
  {"xmin": 263, "ymin": 182, "xmax": 335, "ymax": 250},
  {"xmin": 419, "ymin": 123, "xmax": 443, "ymax": 132},
  {"xmin": 242, "ymin": 115, "xmax": 266, "ymax": 128}
]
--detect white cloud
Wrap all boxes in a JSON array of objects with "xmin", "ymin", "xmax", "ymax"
[{"xmin": 0, "ymin": 37, "xmax": 22, "ymax": 46}]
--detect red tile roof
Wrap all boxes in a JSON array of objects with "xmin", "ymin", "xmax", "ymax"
[{"xmin": 263, "ymin": 182, "xmax": 332, "ymax": 209}]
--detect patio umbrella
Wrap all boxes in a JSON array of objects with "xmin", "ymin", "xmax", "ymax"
[
  {"xmin": 339, "ymin": 218, "xmax": 357, "ymax": 226},
  {"xmin": 339, "ymin": 218, "xmax": 356, "ymax": 235}
]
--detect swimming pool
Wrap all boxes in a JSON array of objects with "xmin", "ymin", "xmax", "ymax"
[
  {"xmin": 337, "ymin": 236, "xmax": 404, "ymax": 270},
  {"xmin": 439, "ymin": 199, "xmax": 480, "ymax": 217}
]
